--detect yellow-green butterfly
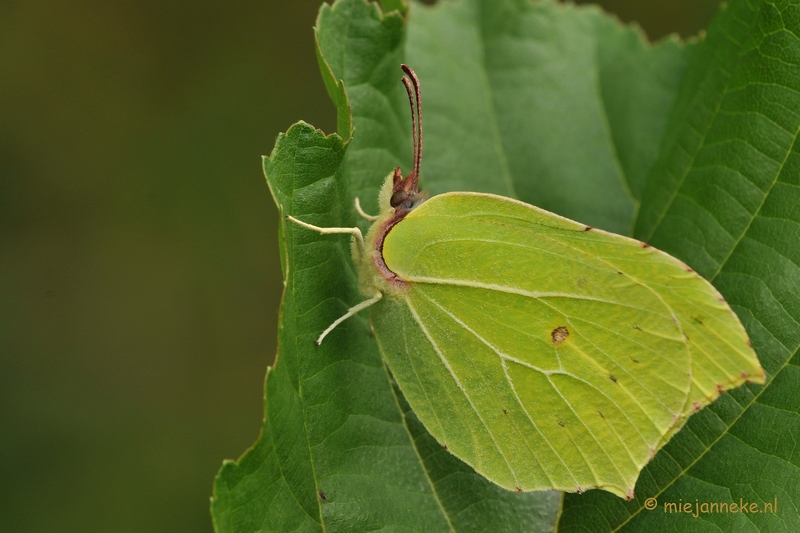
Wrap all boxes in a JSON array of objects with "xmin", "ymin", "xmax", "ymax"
[{"xmin": 288, "ymin": 65, "xmax": 765, "ymax": 499}]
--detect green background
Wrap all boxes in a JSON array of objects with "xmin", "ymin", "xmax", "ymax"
[{"xmin": 0, "ymin": 1, "xmax": 721, "ymax": 531}]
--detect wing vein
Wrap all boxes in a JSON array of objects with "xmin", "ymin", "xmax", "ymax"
[
  {"xmin": 408, "ymin": 277, "xmax": 674, "ymax": 321},
  {"xmin": 404, "ymin": 295, "xmax": 520, "ymax": 487},
  {"xmin": 415, "ymin": 290, "xmax": 568, "ymax": 488}
]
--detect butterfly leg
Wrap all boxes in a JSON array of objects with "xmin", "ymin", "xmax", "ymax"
[
  {"xmin": 354, "ymin": 197, "xmax": 379, "ymax": 222},
  {"xmin": 316, "ymin": 292, "xmax": 382, "ymax": 345},
  {"xmin": 286, "ymin": 215, "xmax": 364, "ymax": 256}
]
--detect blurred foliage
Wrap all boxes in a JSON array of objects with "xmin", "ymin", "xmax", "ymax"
[
  {"xmin": 0, "ymin": 1, "xmax": 719, "ymax": 532},
  {"xmin": 0, "ymin": 1, "xmax": 333, "ymax": 531}
]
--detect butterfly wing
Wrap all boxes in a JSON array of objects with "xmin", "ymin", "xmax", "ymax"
[{"xmin": 371, "ymin": 192, "xmax": 764, "ymax": 498}]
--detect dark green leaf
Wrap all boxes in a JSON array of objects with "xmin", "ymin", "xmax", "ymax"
[
  {"xmin": 381, "ymin": 0, "xmax": 409, "ymax": 16},
  {"xmin": 212, "ymin": 120, "xmax": 562, "ymax": 531},
  {"xmin": 561, "ymin": 0, "xmax": 800, "ymax": 530},
  {"xmin": 211, "ymin": 125, "xmax": 350, "ymax": 533}
]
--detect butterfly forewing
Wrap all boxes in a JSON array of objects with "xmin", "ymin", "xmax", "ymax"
[{"xmin": 371, "ymin": 192, "xmax": 763, "ymax": 497}]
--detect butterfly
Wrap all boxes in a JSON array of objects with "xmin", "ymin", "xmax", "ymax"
[{"xmin": 288, "ymin": 64, "xmax": 765, "ymax": 499}]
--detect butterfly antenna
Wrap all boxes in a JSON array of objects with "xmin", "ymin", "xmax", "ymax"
[
  {"xmin": 401, "ymin": 64, "xmax": 422, "ymax": 189},
  {"xmin": 401, "ymin": 75, "xmax": 417, "ymax": 174}
]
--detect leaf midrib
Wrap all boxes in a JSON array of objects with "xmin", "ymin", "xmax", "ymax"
[
  {"xmin": 473, "ymin": 4, "xmax": 517, "ymax": 199},
  {"xmin": 471, "ymin": 0, "xmax": 640, "ymax": 207},
  {"xmin": 709, "ymin": 123, "xmax": 800, "ymax": 282},
  {"xmin": 383, "ymin": 360, "xmax": 458, "ymax": 533},
  {"xmin": 639, "ymin": 63, "xmax": 732, "ymax": 243},
  {"xmin": 592, "ymin": 34, "xmax": 639, "ymax": 234}
]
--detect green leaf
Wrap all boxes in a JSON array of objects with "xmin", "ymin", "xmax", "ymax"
[
  {"xmin": 316, "ymin": 0, "xmax": 690, "ymax": 236},
  {"xmin": 211, "ymin": 125, "xmax": 349, "ymax": 533},
  {"xmin": 212, "ymin": 122, "xmax": 562, "ymax": 532},
  {"xmin": 380, "ymin": 0, "xmax": 409, "ymax": 17},
  {"xmin": 211, "ymin": 0, "xmax": 728, "ymax": 531},
  {"xmin": 560, "ymin": 0, "xmax": 800, "ymax": 530},
  {"xmin": 313, "ymin": 0, "xmax": 407, "ymax": 216},
  {"xmin": 405, "ymin": 0, "xmax": 691, "ymax": 235}
]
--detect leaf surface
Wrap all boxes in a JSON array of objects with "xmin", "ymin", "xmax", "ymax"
[
  {"xmin": 405, "ymin": 0, "xmax": 691, "ymax": 234},
  {"xmin": 560, "ymin": 0, "xmax": 800, "ymax": 530},
  {"xmin": 212, "ymin": 121, "xmax": 563, "ymax": 532}
]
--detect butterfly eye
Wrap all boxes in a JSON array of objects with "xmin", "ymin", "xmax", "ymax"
[{"xmin": 389, "ymin": 190, "xmax": 410, "ymax": 208}]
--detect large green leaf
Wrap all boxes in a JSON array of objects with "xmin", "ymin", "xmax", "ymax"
[
  {"xmin": 405, "ymin": 0, "xmax": 690, "ymax": 235},
  {"xmin": 210, "ymin": 0, "xmax": 724, "ymax": 531},
  {"xmin": 213, "ymin": 122, "xmax": 564, "ymax": 532},
  {"xmin": 560, "ymin": 0, "xmax": 800, "ymax": 530}
]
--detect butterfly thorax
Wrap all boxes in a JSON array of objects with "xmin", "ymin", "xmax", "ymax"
[{"xmin": 358, "ymin": 169, "xmax": 424, "ymax": 297}]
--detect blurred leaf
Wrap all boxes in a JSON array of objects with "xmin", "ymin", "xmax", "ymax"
[
  {"xmin": 560, "ymin": 0, "xmax": 800, "ymax": 530},
  {"xmin": 211, "ymin": 0, "xmax": 713, "ymax": 531},
  {"xmin": 405, "ymin": 0, "xmax": 691, "ymax": 235},
  {"xmin": 380, "ymin": 0, "xmax": 409, "ymax": 16}
]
